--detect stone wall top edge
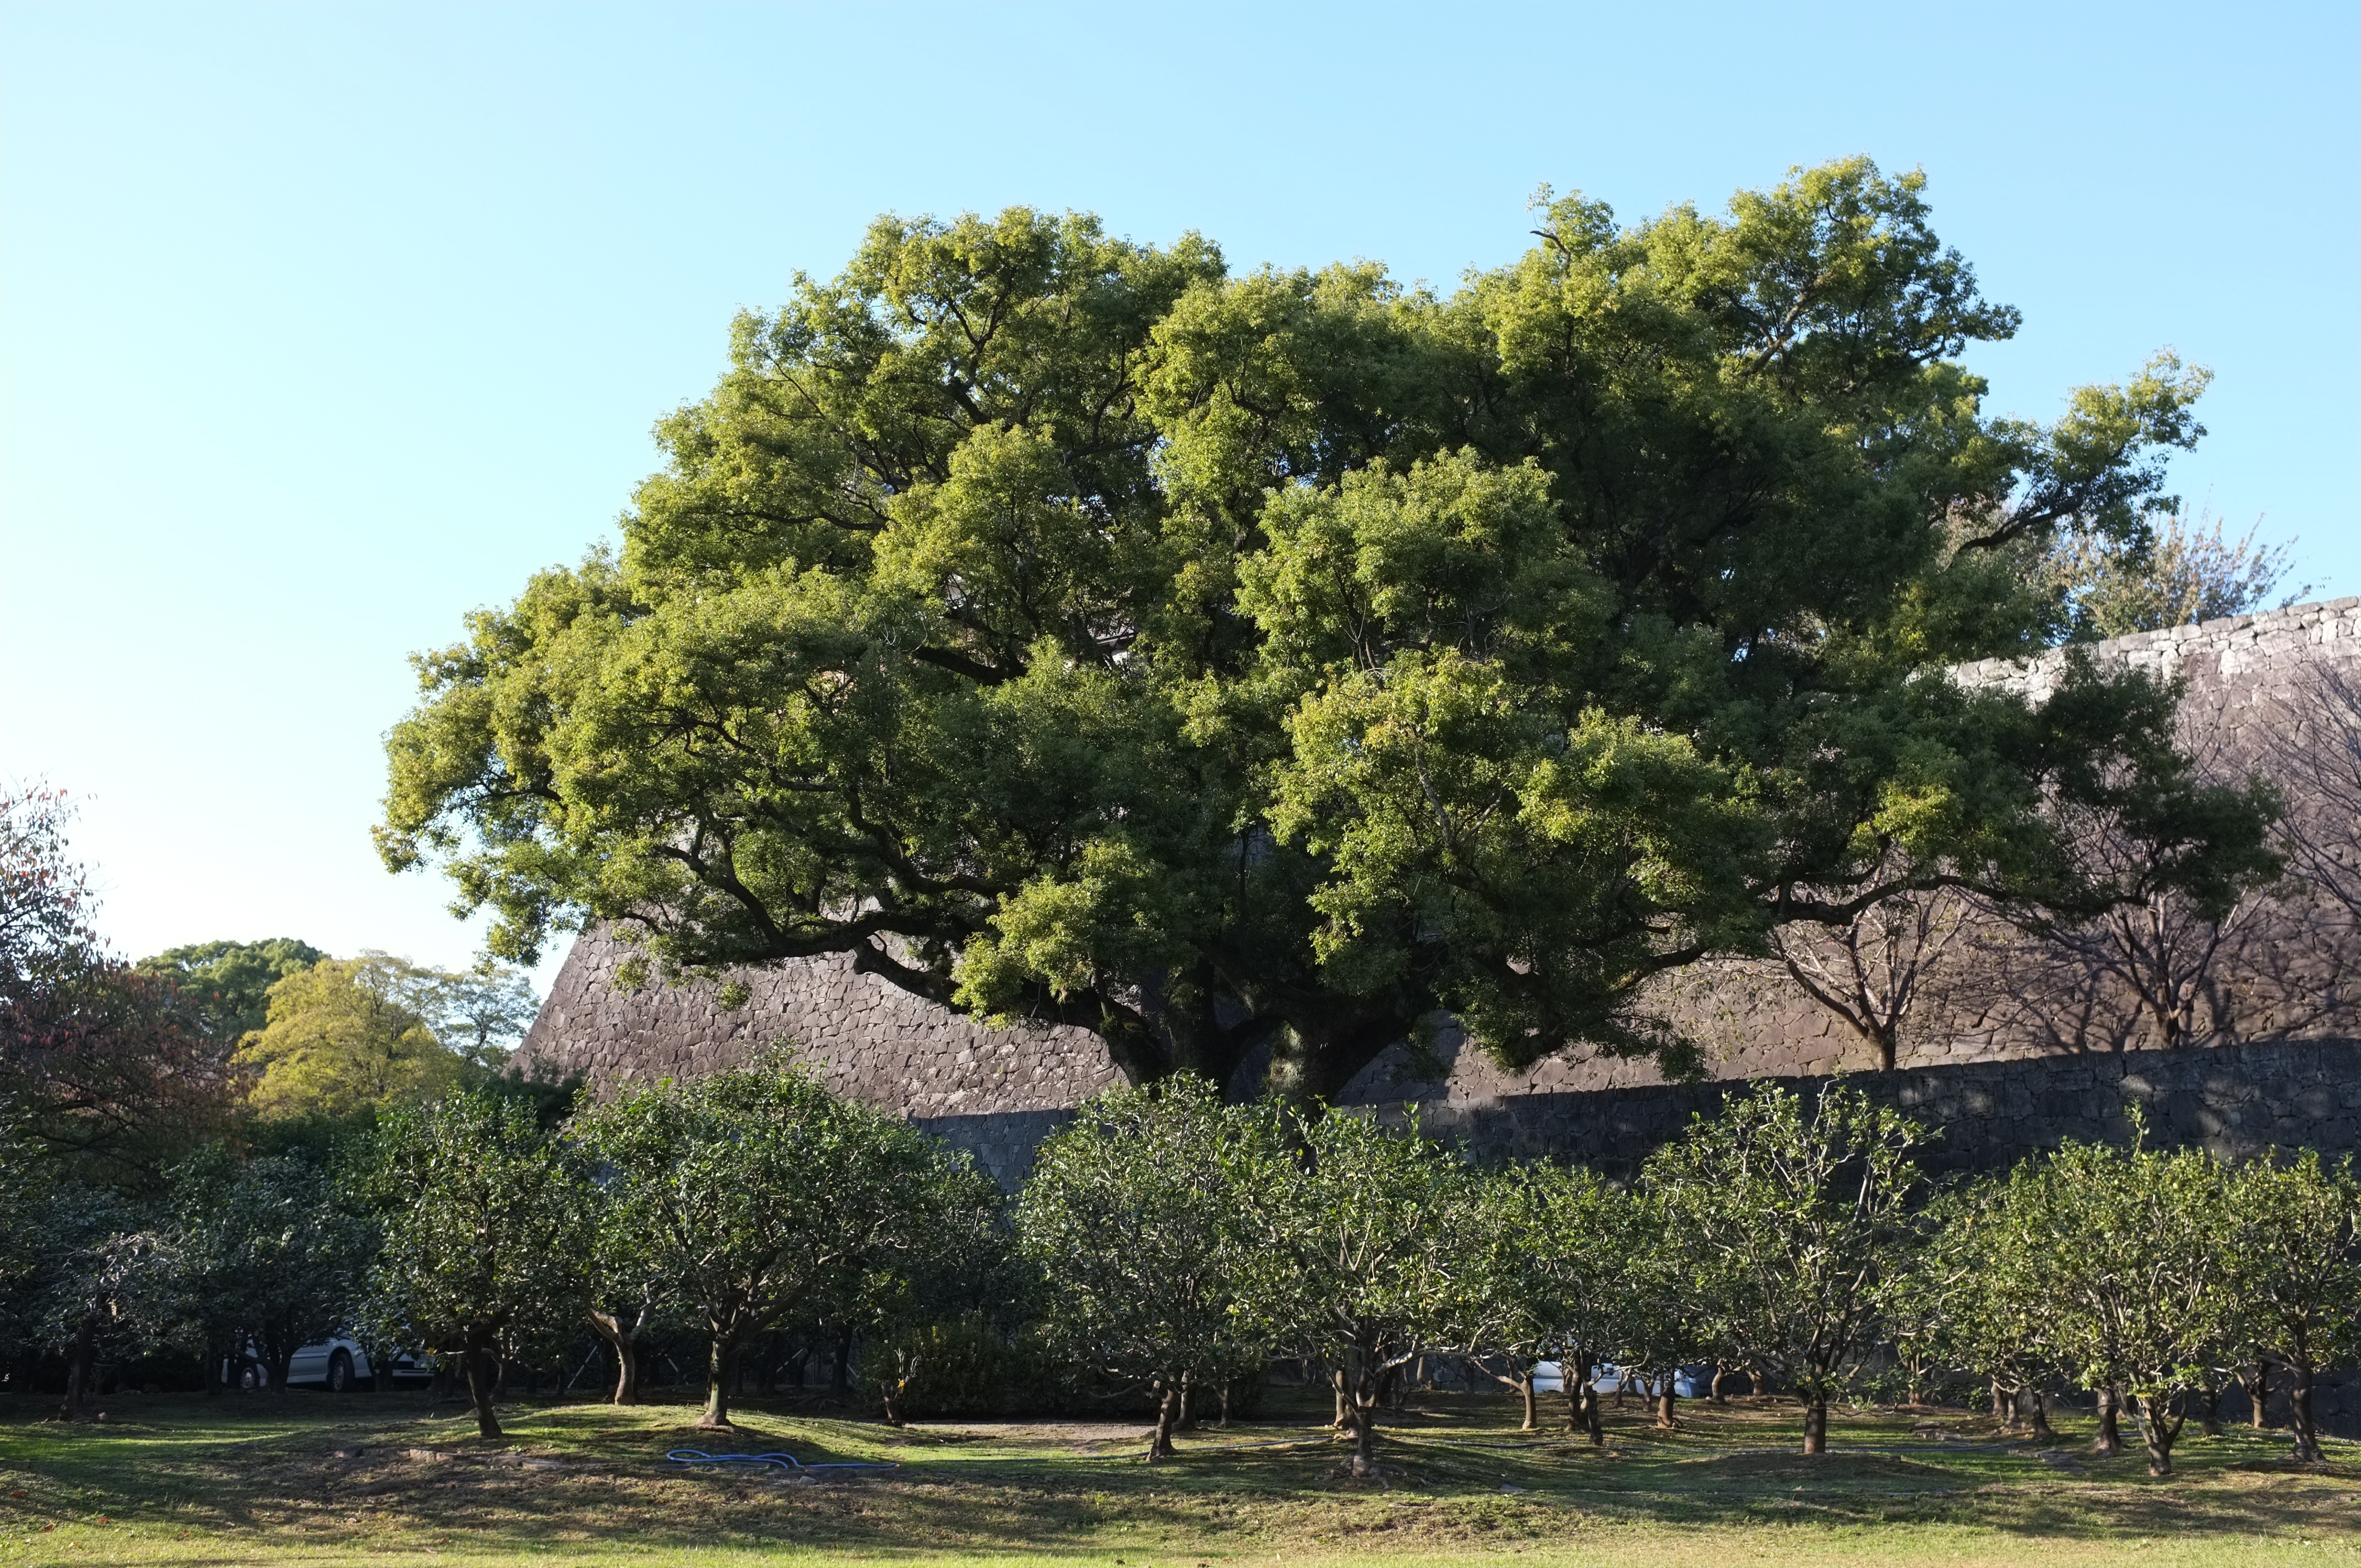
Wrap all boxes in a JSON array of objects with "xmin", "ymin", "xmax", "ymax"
[{"xmin": 1950, "ymin": 596, "xmax": 2361, "ymax": 685}]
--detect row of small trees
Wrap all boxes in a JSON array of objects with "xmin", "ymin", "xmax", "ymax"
[
  {"xmin": 0, "ymin": 1057, "xmax": 1000, "ymax": 1439},
  {"xmin": 7, "ymin": 1057, "xmax": 2355, "ymax": 1478},
  {"xmin": 1020, "ymin": 1079, "xmax": 2361, "ymax": 1477}
]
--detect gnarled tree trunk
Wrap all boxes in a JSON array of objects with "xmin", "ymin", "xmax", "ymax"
[
  {"xmin": 2289, "ymin": 1357, "xmax": 2324, "ymax": 1463},
  {"xmin": 1147, "ymin": 1379, "xmax": 1183, "ymax": 1462},
  {"xmin": 699, "ymin": 1333, "xmax": 739, "ymax": 1430},
  {"xmin": 463, "ymin": 1327, "xmax": 503, "ymax": 1440},
  {"xmin": 2091, "ymin": 1385, "xmax": 2124, "ymax": 1456},
  {"xmin": 2129, "ymin": 1391, "xmax": 2183, "ymax": 1477}
]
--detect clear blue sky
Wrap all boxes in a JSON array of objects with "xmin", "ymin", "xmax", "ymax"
[{"xmin": 4, "ymin": 1, "xmax": 2355, "ymax": 992}]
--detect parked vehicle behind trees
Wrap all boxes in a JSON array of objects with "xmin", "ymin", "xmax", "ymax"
[{"xmin": 164, "ymin": 1144, "xmax": 368, "ymax": 1393}]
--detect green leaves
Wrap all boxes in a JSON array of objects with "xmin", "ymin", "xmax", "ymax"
[
  {"xmin": 1644, "ymin": 1085, "xmax": 1925, "ymax": 1431},
  {"xmin": 579, "ymin": 1055, "xmax": 964, "ymax": 1425},
  {"xmin": 1015, "ymin": 1076, "xmax": 1267, "ymax": 1401},
  {"xmin": 381, "ymin": 162, "xmax": 2266, "ymax": 1096},
  {"xmin": 361, "ymin": 1087, "xmax": 594, "ymax": 1369}
]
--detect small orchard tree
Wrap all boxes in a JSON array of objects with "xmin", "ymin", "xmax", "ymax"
[
  {"xmin": 581, "ymin": 1055, "xmax": 942, "ymax": 1430},
  {"xmin": 361, "ymin": 1087, "xmax": 592, "ymax": 1439},
  {"xmin": 1645, "ymin": 1084, "xmax": 1925, "ymax": 1455},
  {"xmin": 31, "ymin": 1183, "xmax": 173, "ymax": 1419},
  {"xmin": 2019, "ymin": 1133, "xmax": 2232, "ymax": 1474},
  {"xmin": 1918, "ymin": 1170, "xmax": 2066, "ymax": 1436},
  {"xmin": 0, "ymin": 1107, "xmax": 45, "ymax": 1318},
  {"xmin": 1232, "ymin": 1107, "xmax": 1478, "ymax": 1478},
  {"xmin": 2221, "ymin": 1150, "xmax": 2361, "ymax": 1462},
  {"xmin": 1467, "ymin": 1160, "xmax": 1636, "ymax": 1438},
  {"xmin": 1600, "ymin": 1188, "xmax": 1713, "ymax": 1431},
  {"xmin": 847, "ymin": 1148, "xmax": 1009, "ymax": 1427},
  {"xmin": 1015, "ymin": 1076, "xmax": 1269, "ymax": 1460},
  {"xmin": 583, "ymin": 1182, "xmax": 668, "ymax": 1407},
  {"xmin": 166, "ymin": 1146, "xmax": 368, "ymax": 1392}
]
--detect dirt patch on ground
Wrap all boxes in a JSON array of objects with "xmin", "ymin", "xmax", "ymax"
[{"xmin": 1681, "ymin": 1450, "xmax": 1965, "ymax": 1482}]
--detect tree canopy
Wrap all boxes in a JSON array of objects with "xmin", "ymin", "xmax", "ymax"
[
  {"xmin": 381, "ymin": 160, "xmax": 2274, "ymax": 1097},
  {"xmin": 135, "ymin": 939, "xmax": 327, "ymax": 1043}
]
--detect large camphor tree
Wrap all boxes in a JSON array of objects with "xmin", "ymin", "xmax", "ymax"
[{"xmin": 380, "ymin": 160, "xmax": 2276, "ymax": 1098}]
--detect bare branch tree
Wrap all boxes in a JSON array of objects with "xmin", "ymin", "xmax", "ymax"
[{"xmin": 1770, "ymin": 881, "xmax": 1972, "ymax": 1071}]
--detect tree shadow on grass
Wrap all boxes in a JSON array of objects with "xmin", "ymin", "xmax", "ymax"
[{"xmin": 2, "ymin": 1393, "xmax": 2357, "ymax": 1558}]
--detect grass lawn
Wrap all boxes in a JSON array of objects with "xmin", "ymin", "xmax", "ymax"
[{"xmin": 1, "ymin": 1384, "xmax": 2355, "ymax": 1566}]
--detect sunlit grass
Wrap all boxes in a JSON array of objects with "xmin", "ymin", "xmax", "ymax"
[{"xmin": 2, "ymin": 1386, "xmax": 2356, "ymax": 1565}]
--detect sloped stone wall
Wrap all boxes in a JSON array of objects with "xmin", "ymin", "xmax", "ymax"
[
  {"xmin": 515, "ymin": 597, "xmax": 2361, "ymax": 1180},
  {"xmin": 518, "ymin": 934, "xmax": 1120, "ymax": 1117}
]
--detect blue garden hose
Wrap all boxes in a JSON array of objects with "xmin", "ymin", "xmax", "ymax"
[{"xmin": 667, "ymin": 1447, "xmax": 900, "ymax": 1473}]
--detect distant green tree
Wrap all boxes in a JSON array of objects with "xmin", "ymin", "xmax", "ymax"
[
  {"xmin": 580, "ymin": 1056, "xmax": 944, "ymax": 1430},
  {"xmin": 236, "ymin": 955, "xmax": 465, "ymax": 1119},
  {"xmin": 850, "ymin": 1150, "xmax": 1012, "ymax": 1426},
  {"xmin": 2015, "ymin": 1131, "xmax": 2233, "ymax": 1476},
  {"xmin": 1016, "ymin": 1076, "xmax": 1270, "ymax": 1457},
  {"xmin": 1466, "ymin": 1160, "xmax": 1644, "ymax": 1436},
  {"xmin": 30, "ymin": 1182, "xmax": 174, "ymax": 1419},
  {"xmin": 1645, "ymin": 1084, "xmax": 1925, "ymax": 1455},
  {"xmin": 381, "ymin": 162, "xmax": 2272, "ymax": 1104},
  {"xmin": 426, "ymin": 959, "xmax": 542, "ymax": 1067},
  {"xmin": 583, "ymin": 1173, "xmax": 668, "ymax": 1407},
  {"xmin": 1603, "ymin": 1191, "xmax": 1717, "ymax": 1433},
  {"xmin": 360, "ymin": 1087, "xmax": 592, "ymax": 1439},
  {"xmin": 0, "ymin": 1107, "xmax": 51, "ymax": 1359},
  {"xmin": 135, "ymin": 939, "xmax": 326, "ymax": 1044},
  {"xmin": 1915, "ymin": 1172, "xmax": 2066, "ymax": 1435}
]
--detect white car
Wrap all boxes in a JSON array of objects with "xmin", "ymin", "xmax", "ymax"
[
  {"xmin": 1533, "ymin": 1362, "xmax": 1710, "ymax": 1399},
  {"xmin": 257, "ymin": 1339, "xmax": 432, "ymax": 1392}
]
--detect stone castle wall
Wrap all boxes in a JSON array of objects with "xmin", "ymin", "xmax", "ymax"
[{"xmin": 515, "ymin": 597, "xmax": 2361, "ymax": 1183}]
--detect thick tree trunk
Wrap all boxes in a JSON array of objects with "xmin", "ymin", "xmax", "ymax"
[
  {"xmin": 2289, "ymin": 1358, "xmax": 2323, "ymax": 1463},
  {"xmin": 464, "ymin": 1330, "xmax": 503, "ymax": 1441},
  {"xmin": 2237, "ymin": 1363, "xmax": 2275, "ymax": 1430},
  {"xmin": 617, "ymin": 1344, "xmax": 640, "ymax": 1406},
  {"xmin": 1710, "ymin": 1366, "xmax": 1738, "ymax": 1404},
  {"xmin": 1803, "ymin": 1393, "xmax": 1828, "ymax": 1456},
  {"xmin": 1177, "ymin": 1373, "xmax": 1196, "ymax": 1433},
  {"xmin": 2092, "ymin": 1386, "xmax": 2123, "ymax": 1456},
  {"xmin": 1345, "ymin": 1400, "xmax": 1379, "ymax": 1478},
  {"xmin": 1519, "ymin": 1371, "xmax": 1537, "ymax": 1431},
  {"xmin": 2027, "ymin": 1388, "xmax": 2055, "ymax": 1444},
  {"xmin": 2197, "ymin": 1380, "xmax": 2223, "ymax": 1437},
  {"xmin": 1332, "ymin": 1368, "xmax": 1350, "ymax": 1429},
  {"xmin": 1147, "ymin": 1381, "xmax": 1182, "ymax": 1462},
  {"xmin": 63, "ymin": 1316, "xmax": 97, "ymax": 1421},
  {"xmin": 699, "ymin": 1334, "xmax": 738, "ymax": 1430}
]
